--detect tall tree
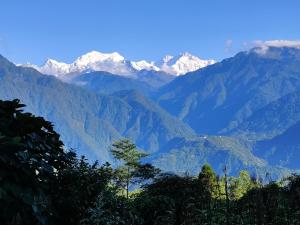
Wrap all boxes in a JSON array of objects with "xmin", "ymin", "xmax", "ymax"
[
  {"xmin": 198, "ymin": 163, "xmax": 217, "ymax": 195},
  {"xmin": 111, "ymin": 139, "xmax": 159, "ymax": 198},
  {"xmin": 223, "ymin": 166, "xmax": 230, "ymax": 225},
  {"xmin": 229, "ymin": 170, "xmax": 254, "ymax": 200},
  {"xmin": 198, "ymin": 163, "xmax": 217, "ymax": 224}
]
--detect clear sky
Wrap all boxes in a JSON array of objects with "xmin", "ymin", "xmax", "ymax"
[{"xmin": 1, "ymin": 0, "xmax": 300, "ymax": 65}]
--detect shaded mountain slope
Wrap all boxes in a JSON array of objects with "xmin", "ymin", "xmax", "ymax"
[
  {"xmin": 255, "ymin": 121, "xmax": 300, "ymax": 170},
  {"xmin": 69, "ymin": 71, "xmax": 154, "ymax": 95},
  {"xmin": 134, "ymin": 70, "xmax": 175, "ymax": 88},
  {"xmin": 231, "ymin": 91, "xmax": 300, "ymax": 139},
  {"xmin": 157, "ymin": 47, "xmax": 300, "ymax": 135}
]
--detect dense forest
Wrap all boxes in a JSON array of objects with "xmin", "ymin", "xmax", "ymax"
[{"xmin": 1, "ymin": 99, "xmax": 300, "ymax": 225}]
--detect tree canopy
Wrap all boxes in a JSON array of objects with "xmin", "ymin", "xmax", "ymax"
[{"xmin": 1, "ymin": 99, "xmax": 299, "ymax": 225}]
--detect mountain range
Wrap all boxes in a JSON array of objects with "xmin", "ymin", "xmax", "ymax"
[
  {"xmin": 22, "ymin": 51, "xmax": 216, "ymax": 77},
  {"xmin": 2, "ymin": 43, "xmax": 300, "ymax": 178}
]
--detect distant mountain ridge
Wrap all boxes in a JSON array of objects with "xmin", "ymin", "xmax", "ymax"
[{"xmin": 20, "ymin": 51, "xmax": 216, "ymax": 77}]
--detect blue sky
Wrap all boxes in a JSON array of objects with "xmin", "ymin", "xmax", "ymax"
[{"xmin": 1, "ymin": 0, "xmax": 300, "ymax": 64}]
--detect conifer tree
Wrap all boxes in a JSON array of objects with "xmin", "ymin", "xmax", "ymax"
[{"xmin": 111, "ymin": 139, "xmax": 159, "ymax": 198}]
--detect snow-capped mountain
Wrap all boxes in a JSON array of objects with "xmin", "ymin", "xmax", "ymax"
[
  {"xmin": 69, "ymin": 51, "xmax": 136, "ymax": 76},
  {"xmin": 130, "ymin": 60, "xmax": 160, "ymax": 71},
  {"xmin": 157, "ymin": 52, "xmax": 216, "ymax": 75},
  {"xmin": 22, "ymin": 51, "xmax": 215, "ymax": 77},
  {"xmin": 40, "ymin": 59, "xmax": 70, "ymax": 77}
]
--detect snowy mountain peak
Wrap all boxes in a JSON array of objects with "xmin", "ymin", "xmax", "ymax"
[
  {"xmin": 159, "ymin": 52, "xmax": 216, "ymax": 75},
  {"xmin": 66, "ymin": 51, "xmax": 132, "ymax": 76},
  {"xmin": 131, "ymin": 60, "xmax": 160, "ymax": 71},
  {"xmin": 40, "ymin": 59, "xmax": 70, "ymax": 76},
  {"xmin": 23, "ymin": 51, "xmax": 215, "ymax": 77},
  {"xmin": 74, "ymin": 51, "xmax": 125, "ymax": 66}
]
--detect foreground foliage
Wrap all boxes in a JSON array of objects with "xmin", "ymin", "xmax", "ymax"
[{"xmin": 0, "ymin": 99, "xmax": 299, "ymax": 225}]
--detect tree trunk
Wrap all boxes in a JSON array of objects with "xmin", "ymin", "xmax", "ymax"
[
  {"xmin": 224, "ymin": 166, "xmax": 230, "ymax": 225},
  {"xmin": 126, "ymin": 166, "xmax": 130, "ymax": 199}
]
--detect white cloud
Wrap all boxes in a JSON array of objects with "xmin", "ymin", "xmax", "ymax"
[
  {"xmin": 251, "ymin": 40, "xmax": 300, "ymax": 55},
  {"xmin": 254, "ymin": 39, "xmax": 300, "ymax": 48}
]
